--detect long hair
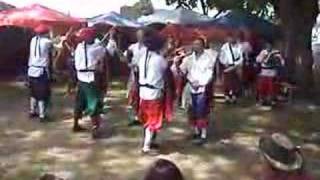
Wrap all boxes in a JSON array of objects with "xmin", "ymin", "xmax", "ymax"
[{"xmin": 144, "ymin": 159, "xmax": 184, "ymax": 180}]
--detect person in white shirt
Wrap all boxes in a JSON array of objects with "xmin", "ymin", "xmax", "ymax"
[
  {"xmin": 256, "ymin": 42, "xmax": 285, "ymax": 107},
  {"xmin": 137, "ymin": 32, "xmax": 169, "ymax": 155},
  {"xmin": 106, "ymin": 27, "xmax": 118, "ymax": 57},
  {"xmin": 238, "ymin": 32, "xmax": 255, "ymax": 96},
  {"xmin": 73, "ymin": 27, "xmax": 107, "ymax": 138},
  {"xmin": 125, "ymin": 29, "xmax": 147, "ymax": 126},
  {"xmin": 219, "ymin": 34, "xmax": 244, "ymax": 104},
  {"xmin": 27, "ymin": 25, "xmax": 53, "ymax": 122},
  {"xmin": 105, "ymin": 27, "xmax": 121, "ymax": 78},
  {"xmin": 173, "ymin": 38, "xmax": 218, "ymax": 146}
]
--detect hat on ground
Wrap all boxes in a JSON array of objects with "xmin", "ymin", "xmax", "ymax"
[
  {"xmin": 76, "ymin": 27, "xmax": 96, "ymax": 42},
  {"xmin": 259, "ymin": 133, "xmax": 304, "ymax": 172}
]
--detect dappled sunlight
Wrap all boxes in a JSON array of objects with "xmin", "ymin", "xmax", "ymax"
[
  {"xmin": 247, "ymin": 115, "xmax": 269, "ymax": 124},
  {"xmin": 212, "ymin": 156, "xmax": 236, "ymax": 168},
  {"xmin": 229, "ymin": 133, "xmax": 259, "ymax": 152},
  {"xmin": 0, "ymin": 81, "xmax": 319, "ymax": 179},
  {"xmin": 167, "ymin": 126, "xmax": 188, "ymax": 135},
  {"xmin": 20, "ymin": 130, "xmax": 45, "ymax": 142},
  {"xmin": 39, "ymin": 147, "xmax": 92, "ymax": 163},
  {"xmin": 109, "ymin": 89, "xmax": 127, "ymax": 97}
]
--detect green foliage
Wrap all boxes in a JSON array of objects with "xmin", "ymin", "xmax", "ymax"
[{"xmin": 165, "ymin": 0, "xmax": 275, "ymax": 19}]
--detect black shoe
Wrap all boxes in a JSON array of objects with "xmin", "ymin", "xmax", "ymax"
[
  {"xmin": 192, "ymin": 138, "xmax": 207, "ymax": 146},
  {"xmin": 29, "ymin": 113, "xmax": 39, "ymax": 119},
  {"xmin": 73, "ymin": 125, "xmax": 87, "ymax": 133},
  {"xmin": 128, "ymin": 120, "xmax": 141, "ymax": 127},
  {"xmin": 92, "ymin": 127, "xmax": 100, "ymax": 139},
  {"xmin": 141, "ymin": 149, "xmax": 160, "ymax": 156},
  {"xmin": 150, "ymin": 143, "xmax": 160, "ymax": 149},
  {"xmin": 191, "ymin": 133, "xmax": 200, "ymax": 140},
  {"xmin": 39, "ymin": 117, "xmax": 48, "ymax": 123}
]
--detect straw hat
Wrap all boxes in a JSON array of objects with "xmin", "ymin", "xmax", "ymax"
[{"xmin": 259, "ymin": 133, "xmax": 304, "ymax": 172}]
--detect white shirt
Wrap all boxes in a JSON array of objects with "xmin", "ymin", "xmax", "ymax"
[
  {"xmin": 28, "ymin": 36, "xmax": 53, "ymax": 77},
  {"xmin": 126, "ymin": 42, "xmax": 148, "ymax": 85},
  {"xmin": 74, "ymin": 42, "xmax": 106, "ymax": 83},
  {"xmin": 178, "ymin": 50, "xmax": 217, "ymax": 93},
  {"xmin": 127, "ymin": 42, "xmax": 147, "ymax": 65},
  {"xmin": 106, "ymin": 38, "xmax": 117, "ymax": 56},
  {"xmin": 256, "ymin": 49, "xmax": 277, "ymax": 77},
  {"xmin": 219, "ymin": 42, "xmax": 243, "ymax": 66},
  {"xmin": 240, "ymin": 41, "xmax": 252, "ymax": 61},
  {"xmin": 138, "ymin": 50, "xmax": 168, "ymax": 100}
]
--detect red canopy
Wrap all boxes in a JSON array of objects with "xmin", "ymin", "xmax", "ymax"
[
  {"xmin": 160, "ymin": 24, "xmax": 204, "ymax": 45},
  {"xmin": 160, "ymin": 24, "xmax": 234, "ymax": 45},
  {"xmin": 0, "ymin": 4, "xmax": 86, "ymax": 33}
]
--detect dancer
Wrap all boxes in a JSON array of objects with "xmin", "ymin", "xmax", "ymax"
[
  {"xmin": 238, "ymin": 32, "xmax": 255, "ymax": 96},
  {"xmin": 173, "ymin": 38, "xmax": 217, "ymax": 145},
  {"xmin": 219, "ymin": 34, "xmax": 244, "ymax": 104},
  {"xmin": 137, "ymin": 32, "xmax": 171, "ymax": 155},
  {"xmin": 126, "ymin": 29, "xmax": 147, "ymax": 126},
  {"xmin": 73, "ymin": 27, "xmax": 107, "ymax": 138},
  {"xmin": 27, "ymin": 25, "xmax": 53, "ymax": 122},
  {"xmin": 256, "ymin": 42, "xmax": 285, "ymax": 107}
]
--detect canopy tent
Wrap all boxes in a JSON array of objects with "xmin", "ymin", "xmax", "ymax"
[
  {"xmin": 196, "ymin": 10, "xmax": 278, "ymax": 41},
  {"xmin": 0, "ymin": 1, "xmax": 15, "ymax": 11},
  {"xmin": 160, "ymin": 24, "xmax": 231, "ymax": 46},
  {"xmin": 88, "ymin": 11, "xmax": 142, "ymax": 28},
  {"xmin": 0, "ymin": 4, "xmax": 86, "ymax": 34},
  {"xmin": 138, "ymin": 8, "xmax": 210, "ymax": 25}
]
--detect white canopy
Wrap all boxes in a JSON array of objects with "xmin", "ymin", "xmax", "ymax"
[
  {"xmin": 137, "ymin": 8, "xmax": 210, "ymax": 25},
  {"xmin": 88, "ymin": 11, "xmax": 142, "ymax": 28}
]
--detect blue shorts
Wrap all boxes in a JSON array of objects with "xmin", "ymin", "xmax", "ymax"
[{"xmin": 191, "ymin": 93, "xmax": 208, "ymax": 119}]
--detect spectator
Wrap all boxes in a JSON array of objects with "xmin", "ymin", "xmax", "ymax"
[{"xmin": 144, "ymin": 159, "xmax": 184, "ymax": 180}]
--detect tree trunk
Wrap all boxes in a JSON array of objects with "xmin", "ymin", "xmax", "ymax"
[
  {"xmin": 277, "ymin": 0, "xmax": 298, "ymax": 83},
  {"xmin": 277, "ymin": 0, "xmax": 318, "ymax": 96},
  {"xmin": 298, "ymin": 24, "xmax": 316, "ymax": 95},
  {"xmin": 296, "ymin": 0, "xmax": 318, "ymax": 96}
]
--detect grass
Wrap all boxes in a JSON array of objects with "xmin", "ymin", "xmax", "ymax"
[{"xmin": 0, "ymin": 81, "xmax": 319, "ymax": 180}]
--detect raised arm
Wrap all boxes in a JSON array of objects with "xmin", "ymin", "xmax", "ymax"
[{"xmin": 256, "ymin": 50, "xmax": 268, "ymax": 63}]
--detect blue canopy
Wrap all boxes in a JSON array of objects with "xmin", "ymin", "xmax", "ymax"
[
  {"xmin": 88, "ymin": 12, "xmax": 142, "ymax": 28},
  {"xmin": 197, "ymin": 11, "xmax": 278, "ymax": 40}
]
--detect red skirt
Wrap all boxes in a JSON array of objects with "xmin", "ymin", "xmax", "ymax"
[
  {"xmin": 138, "ymin": 99, "xmax": 165, "ymax": 132},
  {"xmin": 242, "ymin": 65, "xmax": 256, "ymax": 84},
  {"xmin": 257, "ymin": 76, "xmax": 276, "ymax": 98}
]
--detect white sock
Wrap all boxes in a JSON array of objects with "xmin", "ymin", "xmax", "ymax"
[
  {"xmin": 194, "ymin": 127, "xmax": 200, "ymax": 135},
  {"xmin": 143, "ymin": 128, "xmax": 153, "ymax": 152},
  {"xmin": 38, "ymin": 101, "xmax": 46, "ymax": 118},
  {"xmin": 201, "ymin": 128, "xmax": 207, "ymax": 139},
  {"xmin": 30, "ymin": 97, "xmax": 37, "ymax": 114}
]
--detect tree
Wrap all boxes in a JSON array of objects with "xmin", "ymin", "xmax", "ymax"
[{"xmin": 165, "ymin": 0, "xmax": 319, "ymax": 95}]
